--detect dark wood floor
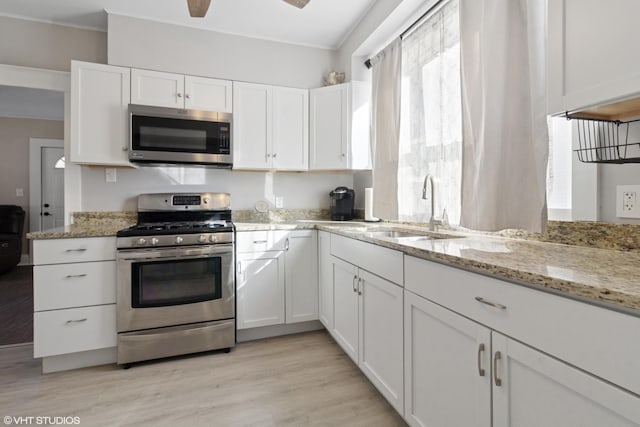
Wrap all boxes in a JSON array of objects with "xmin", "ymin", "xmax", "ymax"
[
  {"xmin": 0, "ymin": 331, "xmax": 407, "ymax": 427},
  {"xmin": 0, "ymin": 265, "xmax": 33, "ymax": 346}
]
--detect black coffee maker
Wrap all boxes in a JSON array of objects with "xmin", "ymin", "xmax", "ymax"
[{"xmin": 330, "ymin": 187, "xmax": 355, "ymax": 221}]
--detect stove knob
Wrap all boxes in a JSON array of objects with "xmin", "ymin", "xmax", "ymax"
[
  {"xmin": 209, "ymin": 235, "xmax": 217, "ymax": 243},
  {"xmin": 175, "ymin": 236, "xmax": 184, "ymax": 244},
  {"xmin": 198, "ymin": 235, "xmax": 207, "ymax": 243},
  {"xmin": 136, "ymin": 238, "xmax": 147, "ymax": 246},
  {"xmin": 151, "ymin": 238, "xmax": 159, "ymax": 246}
]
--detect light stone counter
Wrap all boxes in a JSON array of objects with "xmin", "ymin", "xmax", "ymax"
[
  {"xmin": 27, "ymin": 213, "xmax": 640, "ymax": 314},
  {"xmin": 318, "ymin": 224, "xmax": 640, "ymax": 315}
]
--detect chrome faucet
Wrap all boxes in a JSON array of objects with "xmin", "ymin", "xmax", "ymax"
[{"xmin": 422, "ymin": 174, "xmax": 447, "ymax": 231}]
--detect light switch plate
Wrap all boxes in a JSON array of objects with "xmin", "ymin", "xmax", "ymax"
[{"xmin": 616, "ymin": 185, "xmax": 640, "ymax": 218}]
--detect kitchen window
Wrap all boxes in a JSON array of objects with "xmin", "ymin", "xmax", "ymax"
[
  {"xmin": 396, "ymin": 0, "xmax": 569, "ymax": 225},
  {"xmin": 398, "ymin": 0, "xmax": 461, "ymax": 224}
]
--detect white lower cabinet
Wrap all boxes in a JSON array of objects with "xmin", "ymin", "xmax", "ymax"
[
  {"xmin": 493, "ymin": 333, "xmax": 640, "ymax": 427},
  {"xmin": 32, "ymin": 237, "xmax": 117, "ymax": 365},
  {"xmin": 404, "ymin": 291, "xmax": 491, "ymax": 427},
  {"xmin": 280, "ymin": 230, "xmax": 318, "ymax": 323},
  {"xmin": 236, "ymin": 251, "xmax": 285, "ymax": 329},
  {"xmin": 317, "ymin": 231, "xmax": 333, "ymax": 329},
  {"xmin": 236, "ymin": 230, "xmax": 318, "ymax": 330},
  {"xmin": 331, "ymin": 256, "xmax": 359, "ymax": 362},
  {"xmin": 405, "ymin": 277, "xmax": 640, "ymax": 427},
  {"xmin": 330, "ymin": 255, "xmax": 404, "ymax": 414}
]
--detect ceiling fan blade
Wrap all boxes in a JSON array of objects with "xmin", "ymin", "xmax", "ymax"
[
  {"xmin": 282, "ymin": 0, "xmax": 311, "ymax": 9},
  {"xmin": 187, "ymin": 0, "xmax": 211, "ymax": 17}
]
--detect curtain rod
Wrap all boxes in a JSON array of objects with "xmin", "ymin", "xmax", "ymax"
[{"xmin": 364, "ymin": 0, "xmax": 445, "ymax": 69}]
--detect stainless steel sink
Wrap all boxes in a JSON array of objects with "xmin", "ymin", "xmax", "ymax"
[
  {"xmin": 367, "ymin": 230, "xmax": 423, "ymax": 238},
  {"xmin": 365, "ymin": 229, "xmax": 462, "ymax": 241}
]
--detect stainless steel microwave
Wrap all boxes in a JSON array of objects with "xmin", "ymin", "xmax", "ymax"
[{"xmin": 129, "ymin": 104, "xmax": 233, "ymax": 167}]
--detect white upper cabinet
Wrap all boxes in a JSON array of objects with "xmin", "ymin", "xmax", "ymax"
[
  {"xmin": 309, "ymin": 82, "xmax": 371, "ymax": 170},
  {"xmin": 233, "ymin": 82, "xmax": 272, "ymax": 169},
  {"xmin": 185, "ymin": 75, "xmax": 233, "ymax": 112},
  {"xmin": 548, "ymin": 0, "xmax": 640, "ymax": 117},
  {"xmin": 273, "ymin": 87, "xmax": 309, "ymax": 171},
  {"xmin": 70, "ymin": 61, "xmax": 131, "ymax": 166},
  {"xmin": 131, "ymin": 68, "xmax": 232, "ymax": 112},
  {"xmin": 233, "ymin": 81, "xmax": 309, "ymax": 171}
]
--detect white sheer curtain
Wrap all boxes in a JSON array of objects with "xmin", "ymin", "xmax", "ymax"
[
  {"xmin": 460, "ymin": 0, "xmax": 548, "ymax": 232},
  {"xmin": 371, "ymin": 39, "xmax": 402, "ymax": 220},
  {"xmin": 399, "ymin": 0, "xmax": 461, "ymax": 223}
]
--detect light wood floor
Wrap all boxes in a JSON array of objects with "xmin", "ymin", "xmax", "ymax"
[{"xmin": 0, "ymin": 330, "xmax": 407, "ymax": 427}]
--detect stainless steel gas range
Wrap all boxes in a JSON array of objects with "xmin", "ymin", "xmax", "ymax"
[{"xmin": 115, "ymin": 192, "xmax": 235, "ymax": 366}]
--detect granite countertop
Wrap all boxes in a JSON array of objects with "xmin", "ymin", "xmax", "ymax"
[
  {"xmin": 316, "ymin": 223, "xmax": 640, "ymax": 315},
  {"xmin": 27, "ymin": 216, "xmax": 640, "ymax": 315}
]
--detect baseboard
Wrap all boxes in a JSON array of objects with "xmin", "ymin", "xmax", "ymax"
[
  {"xmin": 237, "ymin": 320, "xmax": 324, "ymax": 342},
  {"xmin": 0, "ymin": 341, "xmax": 33, "ymax": 350},
  {"xmin": 17, "ymin": 254, "xmax": 31, "ymax": 266},
  {"xmin": 41, "ymin": 347, "xmax": 117, "ymax": 373}
]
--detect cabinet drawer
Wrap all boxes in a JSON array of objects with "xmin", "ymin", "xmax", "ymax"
[
  {"xmin": 34, "ymin": 305, "xmax": 117, "ymax": 358},
  {"xmin": 405, "ymin": 255, "xmax": 640, "ymax": 396},
  {"xmin": 331, "ymin": 234, "xmax": 403, "ymax": 285},
  {"xmin": 236, "ymin": 231, "xmax": 285, "ymax": 252},
  {"xmin": 34, "ymin": 261, "xmax": 116, "ymax": 311},
  {"xmin": 33, "ymin": 237, "xmax": 116, "ymax": 265}
]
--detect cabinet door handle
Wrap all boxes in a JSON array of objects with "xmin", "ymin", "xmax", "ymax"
[
  {"xmin": 185, "ymin": 93, "xmax": 191, "ymax": 99},
  {"xmin": 475, "ymin": 297, "xmax": 507, "ymax": 310},
  {"xmin": 253, "ymin": 240, "xmax": 268, "ymax": 244},
  {"xmin": 65, "ymin": 318, "xmax": 87, "ymax": 324},
  {"xmin": 64, "ymin": 248, "xmax": 87, "ymax": 253},
  {"xmin": 177, "ymin": 93, "xmax": 183, "ymax": 98},
  {"xmin": 273, "ymin": 153, "xmax": 277, "ymax": 158},
  {"xmin": 477, "ymin": 343, "xmax": 486, "ymax": 377},
  {"xmin": 352, "ymin": 275, "xmax": 358, "ymax": 293},
  {"xmin": 237, "ymin": 261, "xmax": 242, "ymax": 275},
  {"xmin": 65, "ymin": 274, "xmax": 87, "ymax": 279},
  {"xmin": 284, "ymin": 238, "xmax": 290, "ymax": 251},
  {"xmin": 357, "ymin": 277, "xmax": 362, "ymax": 295},
  {"xmin": 493, "ymin": 351, "xmax": 502, "ymax": 387}
]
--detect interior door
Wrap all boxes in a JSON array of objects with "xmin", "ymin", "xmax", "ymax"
[{"xmin": 41, "ymin": 146, "xmax": 65, "ymax": 230}]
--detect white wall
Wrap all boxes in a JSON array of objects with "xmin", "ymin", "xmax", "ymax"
[
  {"xmin": 80, "ymin": 167, "xmax": 353, "ymax": 212},
  {"xmin": 108, "ymin": 13, "xmax": 336, "ymax": 89},
  {"xmin": 0, "ymin": 16, "xmax": 106, "ymax": 71}
]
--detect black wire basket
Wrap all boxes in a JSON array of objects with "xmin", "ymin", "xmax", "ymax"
[{"xmin": 568, "ymin": 114, "xmax": 640, "ymax": 164}]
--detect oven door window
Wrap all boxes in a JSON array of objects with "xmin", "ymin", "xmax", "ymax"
[
  {"xmin": 131, "ymin": 257, "xmax": 222, "ymax": 308},
  {"xmin": 131, "ymin": 115, "xmax": 230, "ymax": 155}
]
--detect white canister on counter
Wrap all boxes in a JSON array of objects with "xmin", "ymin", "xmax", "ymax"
[{"xmin": 364, "ymin": 188, "xmax": 380, "ymax": 222}]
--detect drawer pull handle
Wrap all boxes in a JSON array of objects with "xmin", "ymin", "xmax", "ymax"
[
  {"xmin": 65, "ymin": 248, "xmax": 87, "ymax": 253},
  {"xmin": 253, "ymin": 240, "xmax": 268, "ymax": 244},
  {"xmin": 65, "ymin": 318, "xmax": 87, "ymax": 324},
  {"xmin": 65, "ymin": 274, "xmax": 87, "ymax": 279},
  {"xmin": 493, "ymin": 351, "xmax": 502, "ymax": 386},
  {"xmin": 477, "ymin": 343, "xmax": 486, "ymax": 377},
  {"xmin": 475, "ymin": 297, "xmax": 507, "ymax": 310}
]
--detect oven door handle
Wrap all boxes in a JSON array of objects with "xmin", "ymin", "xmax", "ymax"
[{"xmin": 117, "ymin": 244, "xmax": 233, "ymax": 261}]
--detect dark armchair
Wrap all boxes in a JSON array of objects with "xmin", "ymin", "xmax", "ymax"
[{"xmin": 0, "ymin": 205, "xmax": 26, "ymax": 274}]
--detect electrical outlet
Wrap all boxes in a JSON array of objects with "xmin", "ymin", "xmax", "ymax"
[
  {"xmin": 15, "ymin": 188, "xmax": 23, "ymax": 197},
  {"xmin": 275, "ymin": 197, "xmax": 284, "ymax": 209},
  {"xmin": 623, "ymin": 191, "xmax": 636, "ymax": 212},
  {"xmin": 616, "ymin": 185, "xmax": 640, "ymax": 218},
  {"xmin": 105, "ymin": 168, "xmax": 117, "ymax": 183}
]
